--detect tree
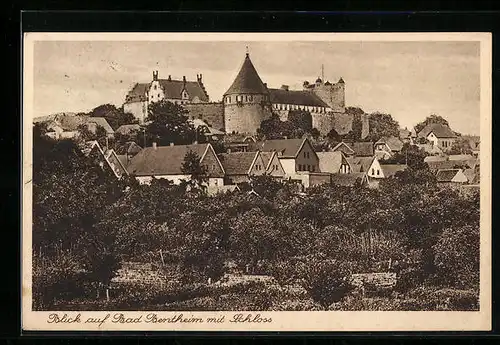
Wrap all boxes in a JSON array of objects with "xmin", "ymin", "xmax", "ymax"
[
  {"xmin": 288, "ymin": 110, "xmax": 313, "ymax": 132},
  {"xmin": 181, "ymin": 149, "xmax": 208, "ymax": 190},
  {"xmin": 88, "ymin": 104, "xmax": 137, "ymax": 130},
  {"xmin": 146, "ymin": 100, "xmax": 197, "ymax": 146},
  {"xmin": 367, "ymin": 112, "xmax": 399, "ymax": 142},
  {"xmin": 414, "ymin": 114, "xmax": 450, "ymax": 135},
  {"xmin": 77, "ymin": 123, "xmax": 108, "ymax": 148},
  {"xmin": 449, "ymin": 137, "xmax": 473, "ymax": 155},
  {"xmin": 383, "ymin": 143, "xmax": 428, "ymax": 170}
]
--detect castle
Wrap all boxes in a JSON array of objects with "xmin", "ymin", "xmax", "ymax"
[{"xmin": 124, "ymin": 52, "xmax": 366, "ymax": 137}]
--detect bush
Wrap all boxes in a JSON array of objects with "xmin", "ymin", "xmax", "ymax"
[
  {"xmin": 433, "ymin": 225, "xmax": 479, "ymax": 289},
  {"xmin": 32, "ymin": 252, "xmax": 91, "ymax": 310},
  {"xmin": 300, "ymin": 257, "xmax": 354, "ymax": 309}
]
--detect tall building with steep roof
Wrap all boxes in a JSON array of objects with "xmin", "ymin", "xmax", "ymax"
[
  {"xmin": 223, "ymin": 53, "xmax": 273, "ymax": 134},
  {"xmin": 123, "ymin": 71, "xmax": 210, "ymax": 124}
]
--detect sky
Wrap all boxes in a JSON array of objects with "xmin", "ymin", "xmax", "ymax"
[{"xmin": 33, "ymin": 40, "xmax": 481, "ymax": 135}]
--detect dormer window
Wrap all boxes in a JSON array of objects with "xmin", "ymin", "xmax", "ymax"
[{"xmin": 154, "ymin": 85, "xmax": 157, "ymax": 90}]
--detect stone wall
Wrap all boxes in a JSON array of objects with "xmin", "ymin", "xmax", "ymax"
[
  {"xmin": 110, "ymin": 262, "xmax": 171, "ymax": 288},
  {"xmin": 224, "ymin": 102, "xmax": 272, "ymax": 135},
  {"xmin": 183, "ymin": 102, "xmax": 225, "ymax": 131}
]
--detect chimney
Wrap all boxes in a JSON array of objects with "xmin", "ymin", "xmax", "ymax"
[
  {"xmin": 170, "ymin": 142, "xmax": 174, "ymax": 146},
  {"xmin": 152, "ymin": 142, "xmax": 157, "ymax": 150},
  {"xmin": 168, "ymin": 75, "xmax": 172, "ymax": 81},
  {"xmin": 281, "ymin": 85, "xmax": 289, "ymax": 91}
]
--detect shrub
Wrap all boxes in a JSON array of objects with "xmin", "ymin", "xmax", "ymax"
[
  {"xmin": 433, "ymin": 225, "xmax": 479, "ymax": 289},
  {"xmin": 300, "ymin": 257, "xmax": 354, "ymax": 309}
]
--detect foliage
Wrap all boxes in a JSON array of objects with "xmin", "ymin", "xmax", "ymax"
[
  {"xmin": 180, "ymin": 150, "xmax": 208, "ymax": 190},
  {"xmin": 367, "ymin": 112, "xmax": 400, "ymax": 142},
  {"xmin": 382, "ymin": 143, "xmax": 428, "ymax": 170},
  {"xmin": 76, "ymin": 123, "xmax": 108, "ymax": 148},
  {"xmin": 87, "ymin": 103, "xmax": 137, "ymax": 130},
  {"xmin": 288, "ymin": 110, "xmax": 313, "ymax": 132},
  {"xmin": 300, "ymin": 256, "xmax": 354, "ymax": 308},
  {"xmin": 414, "ymin": 114, "xmax": 450, "ymax": 135},
  {"xmin": 258, "ymin": 113, "xmax": 318, "ymax": 140},
  {"xmin": 433, "ymin": 225, "xmax": 479, "ymax": 289},
  {"xmin": 146, "ymin": 100, "xmax": 197, "ymax": 146},
  {"xmin": 449, "ymin": 137, "xmax": 473, "ymax": 155}
]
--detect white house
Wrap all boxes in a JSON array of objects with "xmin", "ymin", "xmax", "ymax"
[{"xmin": 127, "ymin": 142, "xmax": 225, "ymax": 186}]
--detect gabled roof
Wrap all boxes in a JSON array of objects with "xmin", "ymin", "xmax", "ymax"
[
  {"xmin": 224, "ymin": 53, "xmax": 268, "ymax": 95},
  {"xmin": 331, "ymin": 173, "xmax": 367, "ymax": 187},
  {"xmin": 427, "ymin": 159, "xmax": 476, "ymax": 172},
  {"xmin": 125, "ymin": 83, "xmax": 150, "ymax": 103},
  {"xmin": 346, "ymin": 156, "xmax": 375, "ymax": 173},
  {"xmin": 116, "ymin": 124, "xmax": 141, "ymax": 135},
  {"xmin": 260, "ymin": 151, "xmax": 276, "ymax": 171},
  {"xmin": 448, "ymin": 154, "xmax": 474, "ymax": 161},
  {"xmin": 127, "ymin": 143, "xmax": 223, "ymax": 176},
  {"xmin": 316, "ymin": 151, "xmax": 349, "ymax": 174},
  {"xmin": 332, "ymin": 142, "xmax": 355, "ymax": 155},
  {"xmin": 399, "ymin": 128, "xmax": 411, "ymax": 139},
  {"xmin": 218, "ymin": 152, "xmax": 259, "ymax": 175},
  {"xmin": 418, "ymin": 123, "xmax": 456, "ymax": 139},
  {"xmin": 158, "ymin": 79, "xmax": 209, "ymax": 102},
  {"xmin": 115, "ymin": 141, "xmax": 143, "ymax": 156},
  {"xmin": 436, "ymin": 169, "xmax": 461, "ymax": 182},
  {"xmin": 258, "ymin": 138, "xmax": 311, "ymax": 159},
  {"xmin": 86, "ymin": 117, "xmax": 115, "ymax": 135},
  {"xmin": 375, "ymin": 136, "xmax": 404, "ymax": 152},
  {"xmin": 463, "ymin": 168, "xmax": 477, "ymax": 183},
  {"xmin": 346, "ymin": 141, "xmax": 375, "ymax": 156},
  {"xmin": 380, "ymin": 164, "xmax": 407, "ymax": 178},
  {"xmin": 268, "ymin": 88, "xmax": 329, "ymax": 107}
]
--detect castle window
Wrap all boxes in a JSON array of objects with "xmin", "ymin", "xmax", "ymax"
[{"xmin": 249, "ymin": 95, "xmax": 253, "ymax": 101}]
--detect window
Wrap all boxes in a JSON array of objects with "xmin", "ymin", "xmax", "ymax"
[
  {"xmin": 298, "ymin": 164, "xmax": 302, "ymax": 171},
  {"xmin": 249, "ymin": 95, "xmax": 253, "ymax": 101},
  {"xmin": 307, "ymin": 165, "xmax": 310, "ymax": 171},
  {"xmin": 229, "ymin": 97, "xmax": 231, "ymax": 103},
  {"xmin": 304, "ymin": 152, "xmax": 307, "ymax": 158},
  {"xmin": 371, "ymin": 168, "xmax": 375, "ymax": 175},
  {"xmin": 312, "ymin": 165, "xmax": 315, "ymax": 172},
  {"xmin": 154, "ymin": 85, "xmax": 157, "ymax": 90},
  {"xmin": 377, "ymin": 169, "xmax": 380, "ymax": 176}
]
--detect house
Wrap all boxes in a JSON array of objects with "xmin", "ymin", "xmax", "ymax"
[
  {"xmin": 417, "ymin": 143, "xmax": 444, "ymax": 156},
  {"xmin": 436, "ymin": 169, "xmax": 469, "ymax": 184},
  {"xmin": 115, "ymin": 141, "xmax": 143, "ymax": 168},
  {"xmin": 35, "ymin": 113, "xmax": 115, "ymax": 140},
  {"xmin": 260, "ymin": 151, "xmax": 286, "ymax": 179},
  {"xmin": 346, "ymin": 156, "xmax": 383, "ymax": 179},
  {"xmin": 218, "ymin": 151, "xmax": 267, "ymax": 185},
  {"xmin": 417, "ymin": 123, "xmax": 457, "ymax": 151},
  {"xmin": 127, "ymin": 142, "xmax": 225, "ymax": 186},
  {"xmin": 463, "ymin": 168, "xmax": 479, "ymax": 185},
  {"xmin": 427, "ymin": 159, "xmax": 477, "ymax": 173},
  {"xmin": 317, "ymin": 151, "xmax": 351, "ymax": 174},
  {"xmin": 332, "ymin": 141, "xmax": 374, "ymax": 157},
  {"xmin": 189, "ymin": 118, "xmax": 225, "ymax": 141},
  {"xmin": 115, "ymin": 124, "xmax": 141, "ymax": 137},
  {"xmin": 124, "ymin": 71, "xmax": 210, "ymax": 123},
  {"xmin": 207, "ymin": 184, "xmax": 240, "ymax": 197},
  {"xmin": 257, "ymin": 138, "xmax": 319, "ymax": 175},
  {"xmin": 374, "ymin": 136, "xmax": 404, "ymax": 159},
  {"xmin": 399, "ymin": 128, "xmax": 412, "ymax": 143},
  {"xmin": 255, "ymin": 138, "xmax": 330, "ymax": 188},
  {"xmin": 330, "ymin": 172, "xmax": 368, "ymax": 187},
  {"xmin": 378, "ymin": 164, "xmax": 408, "ymax": 179},
  {"xmin": 80, "ymin": 140, "xmax": 128, "ymax": 179}
]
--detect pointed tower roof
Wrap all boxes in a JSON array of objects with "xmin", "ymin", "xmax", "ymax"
[
  {"xmin": 224, "ymin": 53, "xmax": 268, "ymax": 95},
  {"xmin": 338, "ymin": 77, "xmax": 345, "ymax": 84}
]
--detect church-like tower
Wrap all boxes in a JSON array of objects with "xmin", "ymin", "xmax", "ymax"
[{"xmin": 223, "ymin": 53, "xmax": 272, "ymax": 134}]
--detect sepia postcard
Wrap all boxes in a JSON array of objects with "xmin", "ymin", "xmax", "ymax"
[{"xmin": 22, "ymin": 32, "xmax": 492, "ymax": 332}]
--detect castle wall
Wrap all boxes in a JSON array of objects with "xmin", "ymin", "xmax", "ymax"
[
  {"xmin": 225, "ymin": 103, "xmax": 272, "ymax": 134},
  {"xmin": 124, "ymin": 101, "xmax": 148, "ymax": 124},
  {"xmin": 311, "ymin": 83, "xmax": 345, "ymax": 113},
  {"xmin": 312, "ymin": 112, "xmax": 337, "ymax": 136},
  {"xmin": 183, "ymin": 102, "xmax": 225, "ymax": 131}
]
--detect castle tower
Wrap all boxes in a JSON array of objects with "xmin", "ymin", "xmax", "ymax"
[
  {"xmin": 223, "ymin": 52, "xmax": 272, "ymax": 134},
  {"xmin": 310, "ymin": 76, "xmax": 345, "ymax": 113}
]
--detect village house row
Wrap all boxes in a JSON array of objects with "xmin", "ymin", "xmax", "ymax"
[{"xmin": 34, "ymin": 51, "xmax": 480, "ymax": 191}]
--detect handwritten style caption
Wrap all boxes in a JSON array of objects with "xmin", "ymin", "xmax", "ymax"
[{"xmin": 47, "ymin": 313, "xmax": 273, "ymax": 327}]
